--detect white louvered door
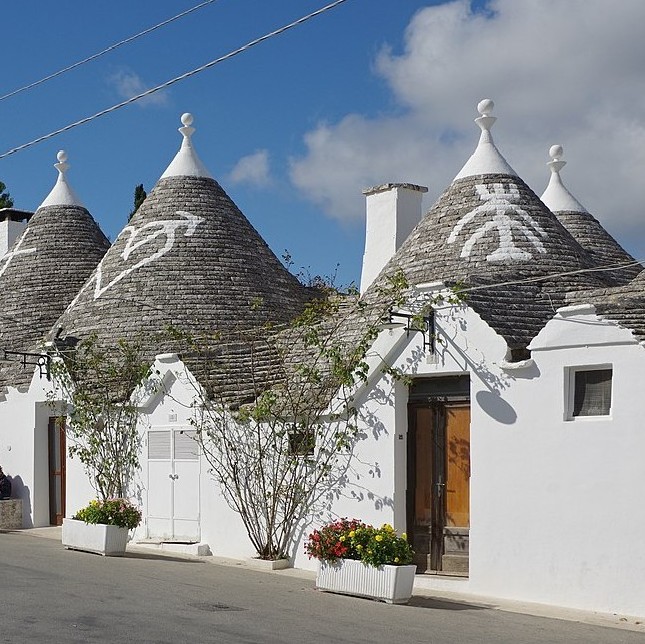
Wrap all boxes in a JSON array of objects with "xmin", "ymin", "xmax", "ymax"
[{"xmin": 147, "ymin": 428, "xmax": 200, "ymax": 542}]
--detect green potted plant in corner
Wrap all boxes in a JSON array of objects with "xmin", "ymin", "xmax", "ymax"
[
  {"xmin": 305, "ymin": 518, "xmax": 417, "ymax": 604},
  {"xmin": 62, "ymin": 498, "xmax": 142, "ymax": 556}
]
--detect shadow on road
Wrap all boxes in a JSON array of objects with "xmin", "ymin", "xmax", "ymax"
[
  {"xmin": 408, "ymin": 595, "xmax": 492, "ymax": 612},
  {"xmin": 123, "ymin": 550, "xmax": 206, "ymax": 564}
]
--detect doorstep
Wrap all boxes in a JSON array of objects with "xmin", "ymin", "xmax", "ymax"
[
  {"xmin": 413, "ymin": 571, "xmax": 471, "ymax": 595},
  {"xmin": 134, "ymin": 540, "xmax": 212, "ymax": 557}
]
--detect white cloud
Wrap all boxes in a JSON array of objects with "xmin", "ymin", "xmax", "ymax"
[
  {"xmin": 108, "ymin": 69, "xmax": 169, "ymax": 107},
  {"xmin": 228, "ymin": 149, "xmax": 272, "ymax": 187},
  {"xmin": 290, "ymin": 0, "xmax": 645, "ymax": 254}
]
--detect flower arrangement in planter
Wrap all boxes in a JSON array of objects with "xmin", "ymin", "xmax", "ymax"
[
  {"xmin": 305, "ymin": 519, "xmax": 416, "ymax": 603},
  {"xmin": 73, "ymin": 498, "xmax": 142, "ymax": 530},
  {"xmin": 62, "ymin": 498, "xmax": 142, "ymax": 556}
]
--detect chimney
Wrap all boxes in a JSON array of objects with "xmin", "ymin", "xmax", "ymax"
[
  {"xmin": 360, "ymin": 183, "xmax": 427, "ymax": 294},
  {"xmin": 0, "ymin": 209, "xmax": 32, "ymax": 257}
]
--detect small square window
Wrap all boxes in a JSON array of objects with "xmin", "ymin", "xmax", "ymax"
[{"xmin": 571, "ymin": 368, "xmax": 612, "ymax": 417}]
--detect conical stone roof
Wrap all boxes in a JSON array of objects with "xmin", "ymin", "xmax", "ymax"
[
  {"xmin": 541, "ymin": 145, "xmax": 641, "ymax": 285},
  {"xmin": 361, "ymin": 100, "xmax": 610, "ymax": 353},
  {"xmin": 0, "ymin": 151, "xmax": 110, "ymax": 393},
  {"xmin": 53, "ymin": 114, "xmax": 311, "ymax": 403}
]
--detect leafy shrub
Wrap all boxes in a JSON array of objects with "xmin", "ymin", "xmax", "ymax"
[
  {"xmin": 305, "ymin": 518, "xmax": 413, "ymax": 567},
  {"xmin": 73, "ymin": 498, "xmax": 142, "ymax": 530}
]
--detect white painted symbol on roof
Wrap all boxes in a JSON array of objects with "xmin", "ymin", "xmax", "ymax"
[
  {"xmin": 67, "ymin": 211, "xmax": 204, "ymax": 307},
  {"xmin": 447, "ymin": 183, "xmax": 547, "ymax": 262},
  {"xmin": 0, "ymin": 229, "xmax": 37, "ymax": 279}
]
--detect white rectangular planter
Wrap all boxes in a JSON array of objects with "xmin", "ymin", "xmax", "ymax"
[
  {"xmin": 62, "ymin": 518, "xmax": 129, "ymax": 556},
  {"xmin": 316, "ymin": 559, "xmax": 416, "ymax": 604}
]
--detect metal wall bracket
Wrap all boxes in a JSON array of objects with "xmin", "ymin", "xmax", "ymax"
[
  {"xmin": 2, "ymin": 350, "xmax": 51, "ymax": 380},
  {"xmin": 380, "ymin": 309, "xmax": 436, "ymax": 353}
]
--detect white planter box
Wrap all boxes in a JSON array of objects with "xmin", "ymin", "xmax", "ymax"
[
  {"xmin": 62, "ymin": 518, "xmax": 129, "ymax": 556},
  {"xmin": 316, "ymin": 559, "xmax": 417, "ymax": 604}
]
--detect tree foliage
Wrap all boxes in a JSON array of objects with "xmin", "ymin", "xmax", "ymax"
[
  {"xmin": 128, "ymin": 183, "xmax": 146, "ymax": 222},
  {"xmin": 0, "ymin": 181, "xmax": 14, "ymax": 209},
  {"xmin": 48, "ymin": 333, "xmax": 155, "ymax": 501},
  {"xmin": 185, "ymin": 271, "xmax": 412, "ymax": 560}
]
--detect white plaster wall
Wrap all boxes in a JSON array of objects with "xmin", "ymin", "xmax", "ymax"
[
  {"xmin": 309, "ymin": 301, "xmax": 645, "ymax": 617},
  {"xmin": 466, "ymin": 309, "xmax": 645, "ymax": 616},
  {"xmin": 0, "ymin": 370, "xmax": 57, "ymax": 527},
  {"xmin": 133, "ymin": 357, "xmax": 252, "ymax": 558},
  {"xmin": 53, "ymin": 302, "xmax": 645, "ymax": 617}
]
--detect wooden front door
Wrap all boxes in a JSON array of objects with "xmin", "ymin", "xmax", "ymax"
[
  {"xmin": 408, "ymin": 400, "xmax": 470, "ymax": 573},
  {"xmin": 48, "ymin": 417, "xmax": 66, "ymax": 526}
]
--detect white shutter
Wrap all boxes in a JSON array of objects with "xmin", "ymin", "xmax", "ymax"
[
  {"xmin": 174, "ymin": 430, "xmax": 198, "ymax": 460},
  {"xmin": 148, "ymin": 431, "xmax": 171, "ymax": 459}
]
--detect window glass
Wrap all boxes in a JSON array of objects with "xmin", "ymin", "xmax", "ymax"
[{"xmin": 573, "ymin": 369, "xmax": 612, "ymax": 417}]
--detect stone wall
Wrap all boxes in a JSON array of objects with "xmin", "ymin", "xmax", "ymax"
[{"xmin": 0, "ymin": 499, "xmax": 23, "ymax": 530}]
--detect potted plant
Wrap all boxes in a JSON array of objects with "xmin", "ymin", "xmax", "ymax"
[
  {"xmin": 305, "ymin": 518, "xmax": 417, "ymax": 604},
  {"xmin": 62, "ymin": 498, "xmax": 142, "ymax": 556}
]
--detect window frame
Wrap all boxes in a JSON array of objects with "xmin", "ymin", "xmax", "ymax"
[{"xmin": 565, "ymin": 364, "xmax": 613, "ymax": 421}]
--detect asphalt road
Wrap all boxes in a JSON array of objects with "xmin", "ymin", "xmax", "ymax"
[{"xmin": 0, "ymin": 531, "xmax": 642, "ymax": 644}]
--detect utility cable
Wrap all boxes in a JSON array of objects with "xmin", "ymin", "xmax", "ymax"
[
  {"xmin": 0, "ymin": 0, "xmax": 350, "ymax": 160},
  {"xmin": 457, "ymin": 258, "xmax": 645, "ymax": 295},
  {"xmin": 0, "ymin": 0, "xmax": 218, "ymax": 103}
]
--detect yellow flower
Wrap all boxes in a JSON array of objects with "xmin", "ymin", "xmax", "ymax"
[
  {"xmin": 394, "ymin": 557, "xmax": 400, "ymax": 563},
  {"xmin": 356, "ymin": 544, "xmax": 363, "ymax": 550},
  {"xmin": 375, "ymin": 534, "xmax": 383, "ymax": 542},
  {"xmin": 401, "ymin": 533, "xmax": 407, "ymax": 540},
  {"xmin": 348, "ymin": 531, "xmax": 355, "ymax": 538},
  {"xmin": 339, "ymin": 535, "xmax": 346, "ymax": 542}
]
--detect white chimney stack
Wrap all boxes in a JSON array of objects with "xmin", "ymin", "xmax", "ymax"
[
  {"xmin": 0, "ymin": 209, "xmax": 31, "ymax": 258},
  {"xmin": 360, "ymin": 183, "xmax": 427, "ymax": 294}
]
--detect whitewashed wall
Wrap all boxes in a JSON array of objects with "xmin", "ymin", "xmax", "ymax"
[
  {"xmin": 0, "ymin": 370, "xmax": 58, "ymax": 527},
  {"xmin": 7, "ymin": 297, "xmax": 644, "ymax": 617},
  {"xmin": 470, "ymin": 304, "xmax": 645, "ymax": 616},
  {"xmin": 133, "ymin": 356, "xmax": 253, "ymax": 558},
  {"xmin": 330, "ymin": 300, "xmax": 645, "ymax": 617}
]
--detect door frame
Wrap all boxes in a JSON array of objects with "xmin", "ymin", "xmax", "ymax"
[
  {"xmin": 407, "ymin": 376, "xmax": 470, "ymax": 572},
  {"xmin": 47, "ymin": 416, "xmax": 66, "ymax": 526}
]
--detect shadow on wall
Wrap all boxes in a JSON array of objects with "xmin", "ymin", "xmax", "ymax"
[
  {"xmin": 9, "ymin": 475, "xmax": 32, "ymax": 528},
  {"xmin": 475, "ymin": 390, "xmax": 517, "ymax": 425}
]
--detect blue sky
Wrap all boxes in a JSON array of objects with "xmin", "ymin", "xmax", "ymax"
[{"xmin": 3, "ymin": 0, "xmax": 645, "ymax": 287}]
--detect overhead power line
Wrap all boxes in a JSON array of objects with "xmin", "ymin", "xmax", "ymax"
[
  {"xmin": 0, "ymin": 0, "xmax": 218, "ymax": 103},
  {"xmin": 458, "ymin": 259, "xmax": 645, "ymax": 295},
  {"xmin": 0, "ymin": 0, "xmax": 350, "ymax": 161}
]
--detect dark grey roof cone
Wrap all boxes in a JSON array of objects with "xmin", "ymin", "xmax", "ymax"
[
  {"xmin": 541, "ymin": 144, "xmax": 642, "ymax": 285},
  {"xmin": 0, "ymin": 150, "xmax": 110, "ymax": 392},
  {"xmin": 52, "ymin": 114, "xmax": 311, "ymax": 402},
  {"xmin": 363, "ymin": 100, "xmax": 610, "ymax": 353}
]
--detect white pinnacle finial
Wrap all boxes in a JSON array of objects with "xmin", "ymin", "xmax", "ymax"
[
  {"xmin": 454, "ymin": 98, "xmax": 517, "ymax": 180},
  {"xmin": 475, "ymin": 98, "xmax": 496, "ymax": 137},
  {"xmin": 179, "ymin": 112, "xmax": 195, "ymax": 139},
  {"xmin": 160, "ymin": 112, "xmax": 212, "ymax": 179},
  {"xmin": 55, "ymin": 150, "xmax": 69, "ymax": 174},
  {"xmin": 547, "ymin": 144, "xmax": 566, "ymax": 174},
  {"xmin": 39, "ymin": 149, "xmax": 84, "ymax": 208},
  {"xmin": 477, "ymin": 98, "xmax": 495, "ymax": 116},
  {"xmin": 541, "ymin": 144, "xmax": 587, "ymax": 213}
]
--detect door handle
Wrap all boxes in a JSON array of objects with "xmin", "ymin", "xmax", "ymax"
[{"xmin": 168, "ymin": 474, "xmax": 179, "ymax": 480}]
